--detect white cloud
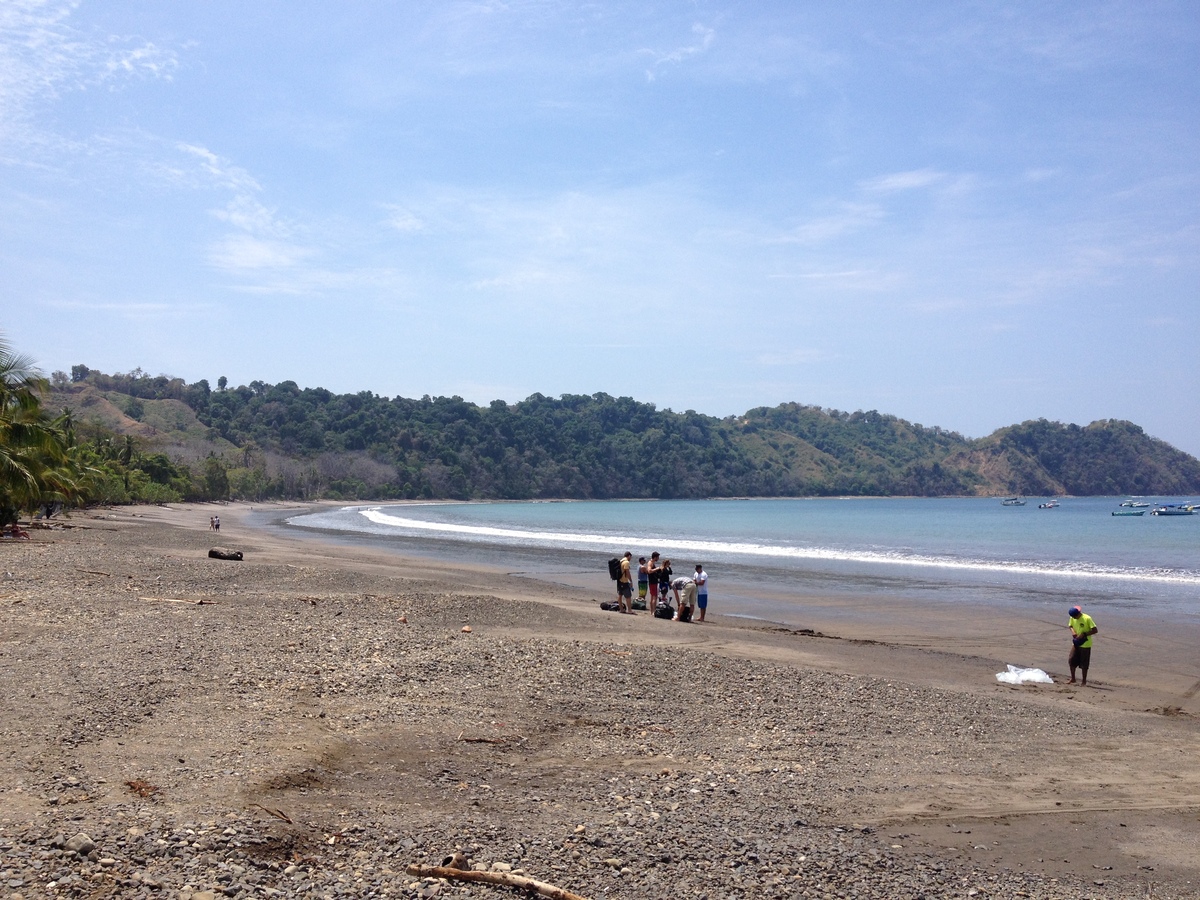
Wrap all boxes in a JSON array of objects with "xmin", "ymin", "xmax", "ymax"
[
  {"xmin": 208, "ymin": 235, "xmax": 310, "ymax": 272},
  {"xmin": 213, "ymin": 195, "xmax": 291, "ymax": 239},
  {"xmin": 381, "ymin": 204, "xmax": 426, "ymax": 233},
  {"xmin": 772, "ymin": 202, "xmax": 884, "ymax": 245},
  {"xmin": 177, "ymin": 143, "xmax": 261, "ymax": 194},
  {"xmin": 642, "ymin": 23, "xmax": 715, "ymax": 79},
  {"xmin": 0, "ymin": 0, "xmax": 178, "ymax": 148},
  {"xmin": 859, "ymin": 168, "xmax": 945, "ymax": 194}
]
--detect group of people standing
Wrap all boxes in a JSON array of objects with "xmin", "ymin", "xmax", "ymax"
[{"xmin": 615, "ymin": 550, "xmax": 708, "ymax": 622}]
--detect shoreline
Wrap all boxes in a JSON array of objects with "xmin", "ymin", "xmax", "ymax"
[
  {"xmin": 1, "ymin": 499, "xmax": 1197, "ymax": 898},
  {"xmin": 263, "ymin": 500, "xmax": 1200, "ymax": 708}
]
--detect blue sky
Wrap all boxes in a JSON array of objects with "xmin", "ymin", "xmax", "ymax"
[{"xmin": 4, "ymin": 1, "xmax": 1199, "ymax": 455}]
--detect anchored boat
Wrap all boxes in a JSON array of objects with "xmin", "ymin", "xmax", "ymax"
[
  {"xmin": 1150, "ymin": 504, "xmax": 1196, "ymax": 516},
  {"xmin": 1001, "ymin": 497, "xmax": 1026, "ymax": 506}
]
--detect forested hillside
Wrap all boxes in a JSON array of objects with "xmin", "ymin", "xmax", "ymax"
[{"xmin": 41, "ymin": 366, "xmax": 1200, "ymax": 503}]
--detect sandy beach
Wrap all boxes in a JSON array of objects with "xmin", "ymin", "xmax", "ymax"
[{"xmin": 1, "ymin": 501, "xmax": 1197, "ymax": 899}]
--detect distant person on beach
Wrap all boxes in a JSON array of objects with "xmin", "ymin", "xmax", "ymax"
[
  {"xmin": 647, "ymin": 552, "xmax": 661, "ymax": 607},
  {"xmin": 1067, "ymin": 605, "xmax": 1098, "ymax": 685},
  {"xmin": 657, "ymin": 558, "xmax": 672, "ymax": 605},
  {"xmin": 617, "ymin": 551, "xmax": 634, "ymax": 614},
  {"xmin": 213, "ymin": 515, "xmax": 220, "ymax": 532},
  {"xmin": 671, "ymin": 575, "xmax": 696, "ymax": 622},
  {"xmin": 636, "ymin": 557, "xmax": 649, "ymax": 609},
  {"xmin": 209, "ymin": 516, "xmax": 215, "ymax": 530},
  {"xmin": 694, "ymin": 564, "xmax": 708, "ymax": 622}
]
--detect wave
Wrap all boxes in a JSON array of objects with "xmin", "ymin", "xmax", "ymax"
[{"xmin": 321, "ymin": 506, "xmax": 1200, "ymax": 588}]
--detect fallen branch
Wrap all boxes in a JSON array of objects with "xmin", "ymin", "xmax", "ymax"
[
  {"xmin": 138, "ymin": 596, "xmax": 218, "ymax": 606},
  {"xmin": 77, "ymin": 568, "xmax": 112, "ymax": 577},
  {"xmin": 249, "ymin": 803, "xmax": 293, "ymax": 824},
  {"xmin": 404, "ymin": 864, "xmax": 589, "ymax": 900},
  {"xmin": 600, "ymin": 649, "xmax": 631, "ymax": 657}
]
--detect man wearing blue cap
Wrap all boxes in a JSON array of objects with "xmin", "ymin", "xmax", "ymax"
[{"xmin": 1067, "ymin": 606, "xmax": 1098, "ymax": 686}]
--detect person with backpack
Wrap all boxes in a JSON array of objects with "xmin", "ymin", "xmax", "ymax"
[{"xmin": 617, "ymin": 551, "xmax": 634, "ymax": 614}]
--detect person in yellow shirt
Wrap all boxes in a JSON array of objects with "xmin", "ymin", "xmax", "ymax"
[{"xmin": 1067, "ymin": 605, "xmax": 1098, "ymax": 686}]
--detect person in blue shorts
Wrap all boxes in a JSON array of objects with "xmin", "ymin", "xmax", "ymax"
[{"xmin": 694, "ymin": 564, "xmax": 708, "ymax": 622}]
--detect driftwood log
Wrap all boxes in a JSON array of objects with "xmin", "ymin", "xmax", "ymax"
[
  {"xmin": 208, "ymin": 547, "xmax": 244, "ymax": 561},
  {"xmin": 404, "ymin": 863, "xmax": 589, "ymax": 900}
]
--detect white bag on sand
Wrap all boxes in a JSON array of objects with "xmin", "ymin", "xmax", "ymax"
[{"xmin": 995, "ymin": 665, "xmax": 1053, "ymax": 685}]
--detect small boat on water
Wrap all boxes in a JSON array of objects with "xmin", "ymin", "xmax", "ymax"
[
  {"xmin": 1001, "ymin": 497, "xmax": 1026, "ymax": 506},
  {"xmin": 1119, "ymin": 499, "xmax": 1151, "ymax": 508},
  {"xmin": 1112, "ymin": 509, "xmax": 1146, "ymax": 516},
  {"xmin": 1038, "ymin": 499, "xmax": 1060, "ymax": 509},
  {"xmin": 1150, "ymin": 504, "xmax": 1196, "ymax": 516}
]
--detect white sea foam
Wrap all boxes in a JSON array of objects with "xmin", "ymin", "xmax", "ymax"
[{"xmin": 344, "ymin": 507, "xmax": 1200, "ymax": 587}]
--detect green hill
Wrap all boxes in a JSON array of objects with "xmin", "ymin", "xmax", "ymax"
[{"xmin": 47, "ymin": 367, "xmax": 1200, "ymax": 501}]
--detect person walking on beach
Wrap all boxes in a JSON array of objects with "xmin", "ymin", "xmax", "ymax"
[
  {"xmin": 617, "ymin": 551, "xmax": 634, "ymax": 614},
  {"xmin": 213, "ymin": 515, "xmax": 220, "ymax": 532},
  {"xmin": 209, "ymin": 516, "xmax": 214, "ymax": 530},
  {"xmin": 657, "ymin": 557, "xmax": 672, "ymax": 606},
  {"xmin": 647, "ymin": 552, "xmax": 661, "ymax": 607},
  {"xmin": 1067, "ymin": 605, "xmax": 1098, "ymax": 685},
  {"xmin": 694, "ymin": 564, "xmax": 708, "ymax": 622},
  {"xmin": 636, "ymin": 557, "xmax": 649, "ymax": 610}
]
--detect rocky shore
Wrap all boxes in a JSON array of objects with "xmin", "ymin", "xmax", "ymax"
[{"xmin": 1, "ymin": 504, "xmax": 1197, "ymax": 899}]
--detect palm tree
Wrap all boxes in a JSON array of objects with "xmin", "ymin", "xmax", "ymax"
[{"xmin": 0, "ymin": 334, "xmax": 71, "ymax": 527}]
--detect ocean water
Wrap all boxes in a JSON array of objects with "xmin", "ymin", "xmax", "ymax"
[{"xmin": 281, "ymin": 497, "xmax": 1200, "ymax": 623}]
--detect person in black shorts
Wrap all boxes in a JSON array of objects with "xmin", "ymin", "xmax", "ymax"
[{"xmin": 617, "ymin": 551, "xmax": 634, "ymax": 613}]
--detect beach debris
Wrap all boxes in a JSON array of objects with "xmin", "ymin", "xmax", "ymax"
[
  {"xmin": 456, "ymin": 730, "xmax": 512, "ymax": 744},
  {"xmin": 125, "ymin": 779, "xmax": 159, "ymax": 798},
  {"xmin": 249, "ymin": 803, "xmax": 293, "ymax": 824},
  {"xmin": 208, "ymin": 547, "xmax": 244, "ymax": 561},
  {"xmin": 995, "ymin": 665, "xmax": 1053, "ymax": 685},
  {"xmin": 138, "ymin": 596, "xmax": 218, "ymax": 606},
  {"xmin": 461, "ymin": 625, "xmax": 472, "ymax": 633},
  {"xmin": 404, "ymin": 860, "xmax": 589, "ymax": 900},
  {"xmin": 398, "ymin": 615, "xmax": 408, "ymax": 623}
]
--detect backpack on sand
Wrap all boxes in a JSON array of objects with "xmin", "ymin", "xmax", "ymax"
[
  {"xmin": 607, "ymin": 557, "xmax": 622, "ymax": 581},
  {"xmin": 653, "ymin": 600, "xmax": 674, "ymax": 619}
]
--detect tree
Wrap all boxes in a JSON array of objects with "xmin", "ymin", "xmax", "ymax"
[{"xmin": 0, "ymin": 335, "xmax": 76, "ymax": 526}]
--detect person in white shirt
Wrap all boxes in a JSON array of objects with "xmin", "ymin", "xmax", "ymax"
[{"xmin": 694, "ymin": 564, "xmax": 708, "ymax": 622}]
